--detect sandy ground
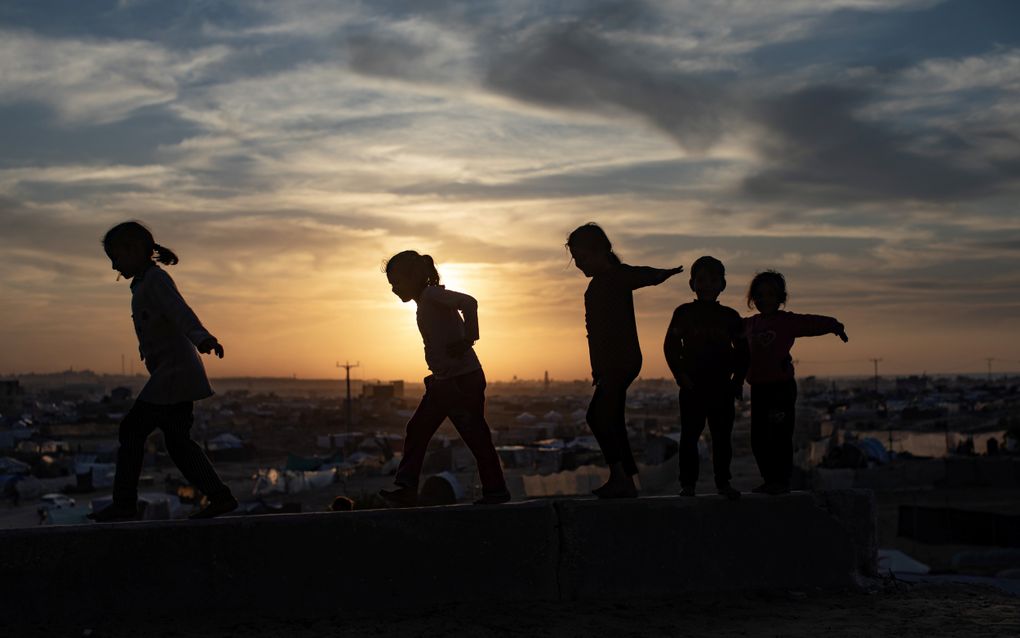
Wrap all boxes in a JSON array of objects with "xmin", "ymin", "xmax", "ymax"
[{"xmin": 5, "ymin": 583, "xmax": 1017, "ymax": 638}]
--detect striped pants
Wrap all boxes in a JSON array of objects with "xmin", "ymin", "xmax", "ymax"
[{"xmin": 113, "ymin": 400, "xmax": 232, "ymax": 507}]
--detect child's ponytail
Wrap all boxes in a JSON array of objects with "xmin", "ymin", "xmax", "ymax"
[
  {"xmin": 419, "ymin": 254, "xmax": 441, "ymax": 286},
  {"xmin": 153, "ymin": 243, "xmax": 179, "ymax": 266}
]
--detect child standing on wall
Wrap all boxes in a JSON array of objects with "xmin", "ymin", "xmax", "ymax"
[
  {"xmin": 567, "ymin": 223, "xmax": 683, "ymax": 499},
  {"xmin": 90, "ymin": 221, "xmax": 236, "ymax": 522},
  {"xmin": 743, "ymin": 270, "xmax": 848, "ymax": 495},
  {"xmin": 379, "ymin": 250, "xmax": 510, "ymax": 507},
  {"xmin": 664, "ymin": 256, "xmax": 748, "ymax": 500}
]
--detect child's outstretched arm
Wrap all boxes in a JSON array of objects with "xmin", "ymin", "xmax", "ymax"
[
  {"xmin": 619, "ymin": 264, "xmax": 684, "ymax": 290},
  {"xmin": 787, "ymin": 312, "xmax": 848, "ymax": 342},
  {"xmin": 150, "ymin": 270, "xmax": 223, "ymax": 358}
]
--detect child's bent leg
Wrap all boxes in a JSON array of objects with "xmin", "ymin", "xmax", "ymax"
[
  {"xmin": 448, "ymin": 370, "xmax": 507, "ymax": 493},
  {"xmin": 111, "ymin": 402, "xmax": 158, "ymax": 508},
  {"xmin": 394, "ymin": 380, "xmax": 448, "ymax": 489},
  {"xmin": 158, "ymin": 402, "xmax": 233, "ymax": 502},
  {"xmin": 677, "ymin": 389, "xmax": 707, "ymax": 488}
]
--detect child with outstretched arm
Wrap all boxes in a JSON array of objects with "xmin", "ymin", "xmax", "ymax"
[
  {"xmin": 567, "ymin": 223, "xmax": 683, "ymax": 499},
  {"xmin": 743, "ymin": 270, "xmax": 848, "ymax": 495}
]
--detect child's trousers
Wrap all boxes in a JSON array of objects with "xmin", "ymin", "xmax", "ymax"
[
  {"xmin": 586, "ymin": 370, "xmax": 639, "ymax": 476},
  {"xmin": 750, "ymin": 379, "xmax": 798, "ymax": 486},
  {"xmin": 113, "ymin": 400, "xmax": 232, "ymax": 507},
  {"xmin": 394, "ymin": 369, "xmax": 507, "ymax": 493},
  {"xmin": 678, "ymin": 383, "xmax": 735, "ymax": 488}
]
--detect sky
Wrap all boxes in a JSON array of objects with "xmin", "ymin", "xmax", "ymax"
[{"xmin": 2, "ymin": 0, "xmax": 1019, "ymax": 382}]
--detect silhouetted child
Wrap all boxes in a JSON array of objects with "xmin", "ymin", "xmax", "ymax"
[
  {"xmin": 664, "ymin": 256, "xmax": 748, "ymax": 500},
  {"xmin": 89, "ymin": 222, "xmax": 236, "ymax": 522},
  {"xmin": 744, "ymin": 270, "xmax": 848, "ymax": 495},
  {"xmin": 379, "ymin": 251, "xmax": 510, "ymax": 507},
  {"xmin": 567, "ymin": 223, "xmax": 683, "ymax": 499}
]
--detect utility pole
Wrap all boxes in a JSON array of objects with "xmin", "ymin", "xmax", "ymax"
[
  {"xmin": 986, "ymin": 357, "xmax": 994, "ymax": 383},
  {"xmin": 337, "ymin": 361, "xmax": 360, "ymax": 438},
  {"xmin": 121, "ymin": 354, "xmax": 125, "ymax": 376},
  {"xmin": 869, "ymin": 358, "xmax": 882, "ymax": 396}
]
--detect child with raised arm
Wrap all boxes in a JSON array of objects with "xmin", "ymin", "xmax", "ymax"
[
  {"xmin": 744, "ymin": 270, "xmax": 848, "ymax": 495},
  {"xmin": 664, "ymin": 256, "xmax": 748, "ymax": 500},
  {"xmin": 379, "ymin": 251, "xmax": 510, "ymax": 507},
  {"xmin": 89, "ymin": 221, "xmax": 236, "ymax": 522},
  {"xmin": 567, "ymin": 223, "xmax": 683, "ymax": 499}
]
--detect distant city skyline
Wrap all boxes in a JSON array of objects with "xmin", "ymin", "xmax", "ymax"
[{"xmin": 2, "ymin": 1, "xmax": 1019, "ymax": 381}]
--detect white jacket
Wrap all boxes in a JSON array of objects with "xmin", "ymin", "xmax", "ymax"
[{"xmin": 130, "ymin": 265, "xmax": 215, "ymax": 404}]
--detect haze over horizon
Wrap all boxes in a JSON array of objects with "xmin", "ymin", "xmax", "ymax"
[{"xmin": 2, "ymin": 1, "xmax": 1019, "ymax": 382}]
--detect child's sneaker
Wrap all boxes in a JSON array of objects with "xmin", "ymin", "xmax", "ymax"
[
  {"xmin": 679, "ymin": 485, "xmax": 696, "ymax": 497},
  {"xmin": 87, "ymin": 502, "xmax": 138, "ymax": 523},
  {"xmin": 380, "ymin": 485, "xmax": 418, "ymax": 508},
  {"xmin": 751, "ymin": 483, "xmax": 770, "ymax": 494},
  {"xmin": 473, "ymin": 489, "xmax": 512, "ymax": 505},
  {"xmin": 189, "ymin": 495, "xmax": 239, "ymax": 519},
  {"xmin": 717, "ymin": 484, "xmax": 741, "ymax": 500}
]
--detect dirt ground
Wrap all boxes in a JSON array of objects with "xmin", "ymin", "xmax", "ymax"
[{"xmin": 7, "ymin": 583, "xmax": 1017, "ymax": 638}]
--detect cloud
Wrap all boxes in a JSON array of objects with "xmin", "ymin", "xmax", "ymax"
[{"xmin": 741, "ymin": 84, "xmax": 1020, "ymax": 203}]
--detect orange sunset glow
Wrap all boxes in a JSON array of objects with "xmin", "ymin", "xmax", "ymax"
[{"xmin": 2, "ymin": 2, "xmax": 1019, "ymax": 383}]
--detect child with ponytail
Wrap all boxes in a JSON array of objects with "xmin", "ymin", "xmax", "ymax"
[
  {"xmin": 567, "ymin": 223, "xmax": 684, "ymax": 499},
  {"xmin": 89, "ymin": 221, "xmax": 236, "ymax": 521},
  {"xmin": 380, "ymin": 250, "xmax": 510, "ymax": 506}
]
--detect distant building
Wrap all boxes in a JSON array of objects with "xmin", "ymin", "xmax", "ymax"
[
  {"xmin": 1, "ymin": 380, "xmax": 23, "ymax": 414},
  {"xmin": 362, "ymin": 381, "xmax": 404, "ymax": 400}
]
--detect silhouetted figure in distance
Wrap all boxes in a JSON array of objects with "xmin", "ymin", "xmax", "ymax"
[
  {"xmin": 567, "ymin": 223, "xmax": 683, "ymax": 499},
  {"xmin": 89, "ymin": 221, "xmax": 237, "ymax": 522},
  {"xmin": 379, "ymin": 251, "xmax": 510, "ymax": 507},
  {"xmin": 664, "ymin": 256, "xmax": 748, "ymax": 500},
  {"xmin": 744, "ymin": 270, "xmax": 848, "ymax": 495}
]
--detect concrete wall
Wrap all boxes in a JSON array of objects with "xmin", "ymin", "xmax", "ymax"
[{"xmin": 0, "ymin": 491, "xmax": 874, "ymax": 621}]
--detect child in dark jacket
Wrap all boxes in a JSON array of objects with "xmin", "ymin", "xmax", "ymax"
[
  {"xmin": 664, "ymin": 256, "xmax": 748, "ymax": 500},
  {"xmin": 743, "ymin": 270, "xmax": 848, "ymax": 495},
  {"xmin": 567, "ymin": 223, "xmax": 683, "ymax": 499}
]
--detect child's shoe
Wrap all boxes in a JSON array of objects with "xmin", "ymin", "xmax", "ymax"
[
  {"xmin": 380, "ymin": 485, "xmax": 419, "ymax": 508},
  {"xmin": 87, "ymin": 502, "xmax": 138, "ymax": 523},
  {"xmin": 679, "ymin": 485, "xmax": 696, "ymax": 497},
  {"xmin": 751, "ymin": 483, "xmax": 770, "ymax": 494},
  {"xmin": 717, "ymin": 484, "xmax": 741, "ymax": 501},
  {"xmin": 473, "ymin": 489, "xmax": 512, "ymax": 505},
  {"xmin": 190, "ymin": 495, "xmax": 239, "ymax": 519}
]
